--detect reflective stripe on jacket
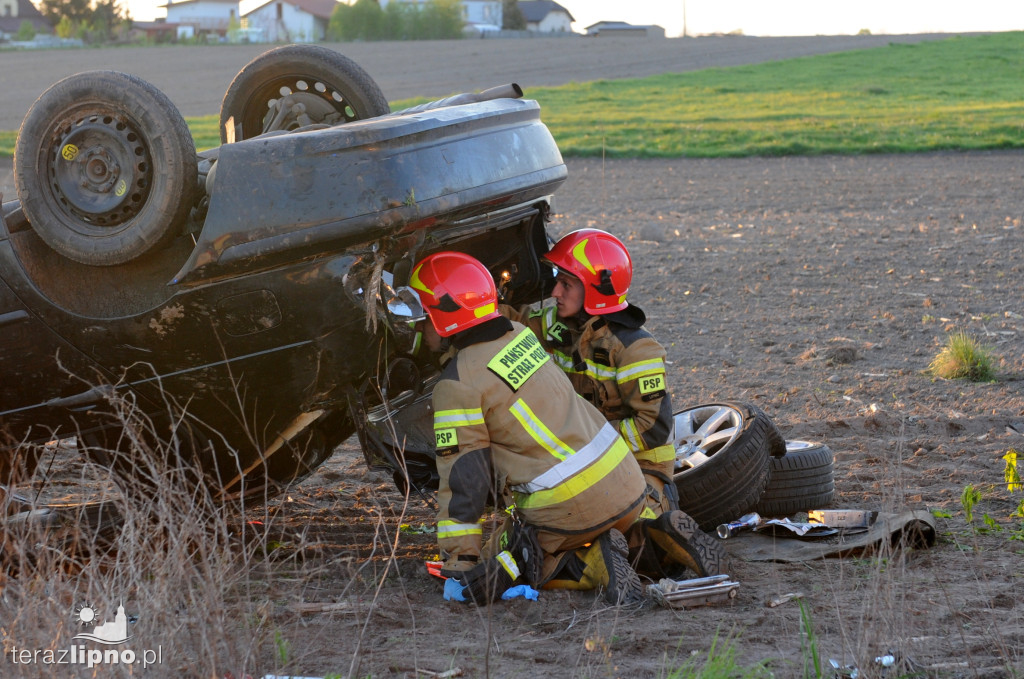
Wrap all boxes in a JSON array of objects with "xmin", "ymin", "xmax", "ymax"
[
  {"xmin": 500, "ymin": 304, "xmax": 674, "ymax": 457},
  {"xmin": 432, "ymin": 319, "xmax": 646, "ymax": 571}
]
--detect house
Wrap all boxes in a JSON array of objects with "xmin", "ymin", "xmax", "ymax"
[
  {"xmin": 241, "ymin": 0, "xmax": 339, "ymax": 43},
  {"xmin": 585, "ymin": 21, "xmax": 665, "ymax": 38},
  {"xmin": 161, "ymin": 0, "xmax": 240, "ymax": 39},
  {"xmin": 461, "ymin": 0, "xmax": 501, "ymax": 30},
  {"xmin": 0, "ymin": 0, "xmax": 52, "ymax": 39},
  {"xmin": 379, "ymin": 0, "xmax": 502, "ymax": 32},
  {"xmin": 518, "ymin": 0, "xmax": 573, "ymax": 33}
]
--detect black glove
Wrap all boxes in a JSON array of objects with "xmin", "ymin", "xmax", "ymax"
[
  {"xmin": 461, "ymin": 550, "xmax": 521, "ymax": 604},
  {"xmin": 506, "ymin": 522, "xmax": 543, "ymax": 587}
]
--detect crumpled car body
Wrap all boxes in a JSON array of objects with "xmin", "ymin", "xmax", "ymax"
[{"xmin": 0, "ymin": 70, "xmax": 565, "ymax": 499}]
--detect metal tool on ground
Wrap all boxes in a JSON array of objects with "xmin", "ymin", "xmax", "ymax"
[{"xmin": 647, "ymin": 574, "xmax": 740, "ymax": 608}]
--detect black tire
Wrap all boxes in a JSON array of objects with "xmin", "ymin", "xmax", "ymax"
[
  {"xmin": 753, "ymin": 440, "xmax": 836, "ymax": 517},
  {"xmin": 219, "ymin": 44, "xmax": 391, "ymax": 144},
  {"xmin": 750, "ymin": 401, "xmax": 787, "ymax": 458},
  {"xmin": 14, "ymin": 71, "xmax": 197, "ymax": 266},
  {"xmin": 671, "ymin": 402, "xmax": 773, "ymax": 531}
]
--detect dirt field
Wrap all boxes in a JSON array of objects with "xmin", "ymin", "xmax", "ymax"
[
  {"xmin": 236, "ymin": 150, "xmax": 1022, "ymax": 678},
  {"xmin": 3, "ymin": 37, "xmax": 1023, "ymax": 678}
]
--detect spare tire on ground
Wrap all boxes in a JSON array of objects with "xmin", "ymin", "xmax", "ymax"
[
  {"xmin": 753, "ymin": 440, "xmax": 836, "ymax": 517},
  {"xmin": 671, "ymin": 402, "xmax": 774, "ymax": 531}
]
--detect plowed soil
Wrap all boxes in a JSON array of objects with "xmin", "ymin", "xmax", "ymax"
[
  {"xmin": 3, "ymin": 36, "xmax": 1023, "ymax": 678},
  {"xmin": 253, "ymin": 151, "xmax": 1023, "ymax": 678}
]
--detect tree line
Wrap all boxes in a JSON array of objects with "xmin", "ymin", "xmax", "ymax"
[
  {"xmin": 31, "ymin": 0, "xmax": 132, "ymax": 43},
  {"xmin": 17, "ymin": 0, "xmax": 528, "ymax": 45},
  {"xmin": 328, "ymin": 0, "xmax": 527, "ymax": 42}
]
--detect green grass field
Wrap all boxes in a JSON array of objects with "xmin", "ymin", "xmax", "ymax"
[{"xmin": 2, "ymin": 31, "xmax": 1022, "ymax": 158}]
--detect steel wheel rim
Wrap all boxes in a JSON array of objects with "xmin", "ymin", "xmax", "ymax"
[
  {"xmin": 48, "ymin": 111, "xmax": 153, "ymax": 233},
  {"xmin": 253, "ymin": 75, "xmax": 359, "ymax": 134}
]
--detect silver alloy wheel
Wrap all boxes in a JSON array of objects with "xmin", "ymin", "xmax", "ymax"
[{"xmin": 673, "ymin": 404, "xmax": 744, "ymax": 474}]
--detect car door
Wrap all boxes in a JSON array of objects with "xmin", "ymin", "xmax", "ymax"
[{"xmin": 0, "ymin": 276, "xmax": 110, "ymax": 445}]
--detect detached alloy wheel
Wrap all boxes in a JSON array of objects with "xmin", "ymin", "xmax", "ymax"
[
  {"xmin": 672, "ymin": 402, "xmax": 774, "ymax": 531},
  {"xmin": 219, "ymin": 44, "xmax": 391, "ymax": 143},
  {"xmin": 754, "ymin": 440, "xmax": 836, "ymax": 517},
  {"xmin": 14, "ymin": 71, "xmax": 197, "ymax": 266}
]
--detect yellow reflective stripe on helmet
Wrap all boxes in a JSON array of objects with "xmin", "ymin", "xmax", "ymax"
[
  {"xmin": 513, "ymin": 434, "xmax": 630, "ymax": 510},
  {"xmin": 475, "ymin": 302, "xmax": 496, "ymax": 318},
  {"xmin": 434, "ymin": 408, "xmax": 485, "ymax": 428},
  {"xmin": 495, "ymin": 550, "xmax": 521, "ymax": 579},
  {"xmin": 616, "ymin": 358, "xmax": 665, "ymax": 384},
  {"xmin": 571, "ymin": 237, "xmax": 596, "ymax": 274},
  {"xmin": 510, "ymin": 399, "xmax": 573, "ymax": 461},
  {"xmin": 437, "ymin": 519, "xmax": 484, "ymax": 539},
  {"xmin": 619, "ymin": 418, "xmax": 643, "ymax": 451},
  {"xmin": 410, "ymin": 262, "xmax": 433, "ymax": 296},
  {"xmin": 634, "ymin": 443, "xmax": 677, "ymax": 464}
]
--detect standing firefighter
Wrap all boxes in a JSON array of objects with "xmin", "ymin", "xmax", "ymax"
[
  {"xmin": 410, "ymin": 251, "xmax": 649, "ymax": 605},
  {"xmin": 502, "ymin": 229, "xmax": 725, "ymax": 578}
]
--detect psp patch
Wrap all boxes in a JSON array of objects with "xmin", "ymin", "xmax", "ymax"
[
  {"xmin": 434, "ymin": 428, "xmax": 458, "ymax": 449},
  {"xmin": 638, "ymin": 373, "xmax": 666, "ymax": 395}
]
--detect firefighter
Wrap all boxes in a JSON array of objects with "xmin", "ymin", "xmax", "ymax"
[
  {"xmin": 501, "ymin": 229, "xmax": 726, "ymax": 578},
  {"xmin": 409, "ymin": 251, "xmax": 649, "ymax": 605}
]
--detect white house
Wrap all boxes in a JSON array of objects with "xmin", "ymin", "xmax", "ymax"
[
  {"xmin": 378, "ymin": 0, "xmax": 502, "ymax": 31},
  {"xmin": 518, "ymin": 0, "xmax": 573, "ymax": 33},
  {"xmin": 241, "ymin": 0, "xmax": 339, "ymax": 42},
  {"xmin": 0, "ymin": 0, "xmax": 53, "ymax": 39},
  {"xmin": 160, "ymin": 0, "xmax": 239, "ymax": 39},
  {"xmin": 461, "ymin": 0, "xmax": 501, "ymax": 30}
]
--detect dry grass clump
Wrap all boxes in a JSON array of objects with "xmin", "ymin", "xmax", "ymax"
[
  {"xmin": 0, "ymin": 391, "xmax": 295, "ymax": 678},
  {"xmin": 927, "ymin": 330, "xmax": 996, "ymax": 381}
]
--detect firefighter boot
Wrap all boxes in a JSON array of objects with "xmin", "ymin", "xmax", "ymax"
[
  {"xmin": 543, "ymin": 528, "xmax": 646, "ymax": 605},
  {"xmin": 642, "ymin": 510, "xmax": 727, "ymax": 578}
]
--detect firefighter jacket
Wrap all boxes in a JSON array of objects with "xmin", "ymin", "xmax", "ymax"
[
  {"xmin": 432, "ymin": 317, "xmax": 647, "ymax": 572},
  {"xmin": 499, "ymin": 303, "xmax": 675, "ymax": 467}
]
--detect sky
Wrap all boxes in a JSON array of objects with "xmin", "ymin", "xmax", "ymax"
[{"xmin": 127, "ymin": 0, "xmax": 1024, "ymax": 38}]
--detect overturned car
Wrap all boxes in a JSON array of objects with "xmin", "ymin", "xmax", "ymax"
[
  {"xmin": 2, "ymin": 46, "xmax": 821, "ymax": 530},
  {"xmin": 1, "ymin": 45, "xmax": 563, "ymax": 500}
]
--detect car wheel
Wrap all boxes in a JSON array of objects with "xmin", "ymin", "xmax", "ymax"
[
  {"xmin": 753, "ymin": 440, "xmax": 836, "ymax": 517},
  {"xmin": 671, "ymin": 402, "xmax": 773, "ymax": 531},
  {"xmin": 749, "ymin": 401, "xmax": 787, "ymax": 458},
  {"xmin": 14, "ymin": 71, "xmax": 197, "ymax": 266},
  {"xmin": 219, "ymin": 44, "xmax": 391, "ymax": 143}
]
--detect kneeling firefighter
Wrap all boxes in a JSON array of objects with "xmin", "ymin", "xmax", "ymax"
[
  {"xmin": 410, "ymin": 251, "xmax": 648, "ymax": 605},
  {"xmin": 501, "ymin": 229, "xmax": 727, "ymax": 579}
]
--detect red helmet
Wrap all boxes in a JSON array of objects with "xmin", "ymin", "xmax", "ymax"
[
  {"xmin": 410, "ymin": 251, "xmax": 500, "ymax": 337},
  {"xmin": 543, "ymin": 229, "xmax": 632, "ymax": 314}
]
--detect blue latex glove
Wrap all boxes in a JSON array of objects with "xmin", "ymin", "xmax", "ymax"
[
  {"xmin": 501, "ymin": 584, "xmax": 539, "ymax": 601},
  {"xmin": 443, "ymin": 577, "xmax": 468, "ymax": 602}
]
